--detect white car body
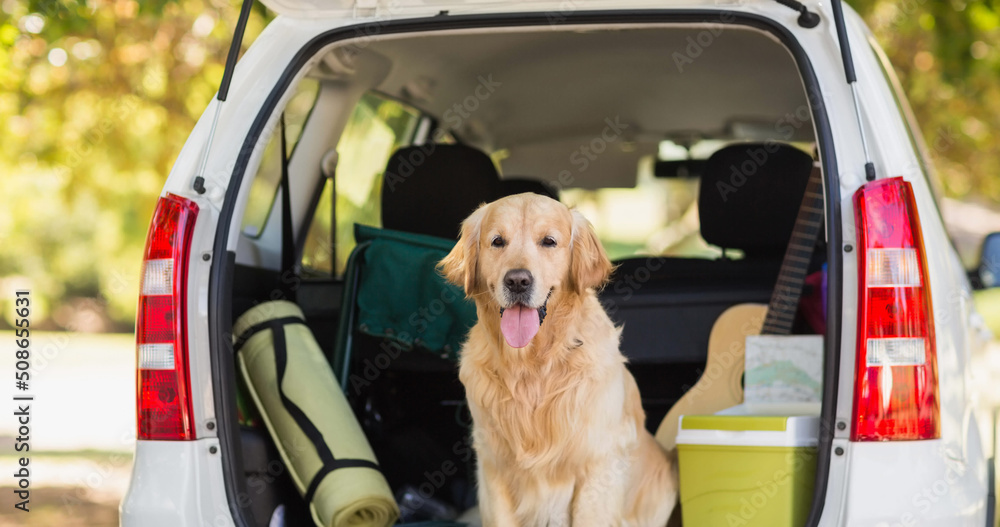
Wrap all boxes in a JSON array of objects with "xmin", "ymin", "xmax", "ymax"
[{"xmin": 120, "ymin": 1, "xmax": 994, "ymax": 526}]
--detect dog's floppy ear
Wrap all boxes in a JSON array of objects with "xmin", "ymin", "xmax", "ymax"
[
  {"xmin": 569, "ymin": 210, "xmax": 613, "ymax": 294},
  {"xmin": 439, "ymin": 203, "xmax": 488, "ymax": 296}
]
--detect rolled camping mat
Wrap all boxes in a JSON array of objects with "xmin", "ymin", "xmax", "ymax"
[{"xmin": 234, "ymin": 301, "xmax": 399, "ymax": 527}]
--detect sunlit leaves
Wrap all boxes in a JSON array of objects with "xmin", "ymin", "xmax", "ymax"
[
  {"xmin": 0, "ymin": 0, "xmax": 272, "ymax": 330},
  {"xmin": 850, "ymin": 0, "xmax": 1000, "ymax": 204}
]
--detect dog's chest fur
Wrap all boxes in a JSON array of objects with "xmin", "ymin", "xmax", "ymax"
[{"xmin": 460, "ymin": 332, "xmax": 632, "ymax": 476}]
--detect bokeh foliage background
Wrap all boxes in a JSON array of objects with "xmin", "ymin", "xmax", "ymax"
[
  {"xmin": 1, "ymin": 0, "xmax": 271, "ymax": 331},
  {"xmin": 0, "ymin": 0, "xmax": 998, "ymax": 332}
]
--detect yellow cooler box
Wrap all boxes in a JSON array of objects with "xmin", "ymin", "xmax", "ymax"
[{"xmin": 675, "ymin": 408, "xmax": 818, "ymax": 527}]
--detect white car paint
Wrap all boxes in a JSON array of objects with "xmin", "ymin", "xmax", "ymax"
[
  {"xmin": 121, "ymin": 1, "xmax": 992, "ymax": 526},
  {"xmin": 121, "ymin": 440, "xmax": 233, "ymax": 526}
]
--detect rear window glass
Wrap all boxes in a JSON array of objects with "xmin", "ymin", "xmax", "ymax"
[
  {"xmin": 300, "ymin": 92, "xmax": 421, "ymax": 277},
  {"xmin": 562, "ymin": 171, "xmax": 714, "ymax": 261},
  {"xmin": 555, "ymin": 140, "xmax": 813, "ymax": 262},
  {"xmin": 241, "ymin": 78, "xmax": 320, "ymax": 237}
]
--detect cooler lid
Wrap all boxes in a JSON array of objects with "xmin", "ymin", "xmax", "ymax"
[
  {"xmin": 681, "ymin": 415, "xmax": 792, "ymax": 432},
  {"xmin": 676, "ymin": 413, "xmax": 819, "ymax": 448}
]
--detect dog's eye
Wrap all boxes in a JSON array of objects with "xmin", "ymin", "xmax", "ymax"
[
  {"xmin": 541, "ymin": 236, "xmax": 557, "ymax": 248},
  {"xmin": 491, "ymin": 235, "xmax": 506, "ymax": 248}
]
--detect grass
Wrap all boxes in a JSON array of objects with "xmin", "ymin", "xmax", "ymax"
[
  {"xmin": 0, "ymin": 451, "xmax": 130, "ymax": 527},
  {"xmin": 0, "ymin": 487, "xmax": 119, "ymax": 527}
]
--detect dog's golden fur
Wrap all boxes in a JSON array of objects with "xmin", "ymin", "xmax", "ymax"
[{"xmin": 440, "ymin": 193, "xmax": 677, "ymax": 527}]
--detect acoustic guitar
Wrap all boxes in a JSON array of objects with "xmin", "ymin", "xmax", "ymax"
[{"xmin": 654, "ymin": 165, "xmax": 824, "ymax": 451}]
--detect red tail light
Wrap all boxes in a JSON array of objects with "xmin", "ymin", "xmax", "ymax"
[
  {"xmin": 136, "ymin": 194, "xmax": 198, "ymax": 440},
  {"xmin": 852, "ymin": 177, "xmax": 939, "ymax": 441}
]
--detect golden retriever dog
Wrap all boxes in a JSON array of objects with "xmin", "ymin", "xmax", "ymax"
[{"xmin": 440, "ymin": 193, "xmax": 677, "ymax": 527}]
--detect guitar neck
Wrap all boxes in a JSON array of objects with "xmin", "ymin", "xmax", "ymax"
[{"xmin": 761, "ymin": 167, "xmax": 824, "ymax": 335}]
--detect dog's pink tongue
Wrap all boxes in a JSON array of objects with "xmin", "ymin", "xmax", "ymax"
[{"xmin": 500, "ymin": 305, "xmax": 540, "ymax": 348}]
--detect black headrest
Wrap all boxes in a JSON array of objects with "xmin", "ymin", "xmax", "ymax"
[
  {"xmin": 698, "ymin": 143, "xmax": 814, "ymax": 257},
  {"xmin": 381, "ymin": 144, "xmax": 501, "ymax": 240},
  {"xmin": 499, "ymin": 178, "xmax": 560, "ymax": 200}
]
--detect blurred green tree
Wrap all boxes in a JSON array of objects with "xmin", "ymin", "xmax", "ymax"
[
  {"xmin": 849, "ymin": 0, "xmax": 1000, "ymax": 202},
  {"xmin": 0, "ymin": 0, "xmax": 270, "ymax": 331}
]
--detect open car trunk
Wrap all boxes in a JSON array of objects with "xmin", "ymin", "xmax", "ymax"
[{"xmin": 215, "ymin": 12, "xmax": 841, "ymax": 527}]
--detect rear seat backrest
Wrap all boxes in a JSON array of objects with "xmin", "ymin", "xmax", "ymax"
[
  {"xmin": 381, "ymin": 144, "xmax": 502, "ymax": 240},
  {"xmin": 697, "ymin": 142, "xmax": 815, "ymax": 259}
]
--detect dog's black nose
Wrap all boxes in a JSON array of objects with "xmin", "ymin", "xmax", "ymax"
[{"xmin": 503, "ymin": 269, "xmax": 533, "ymax": 294}]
